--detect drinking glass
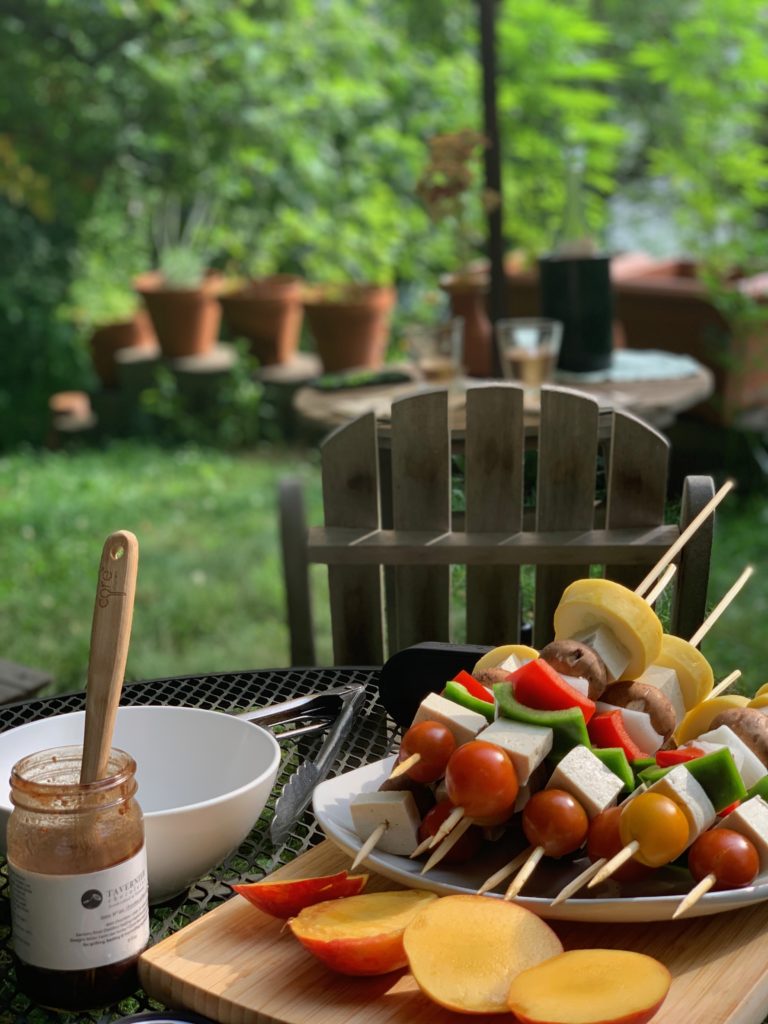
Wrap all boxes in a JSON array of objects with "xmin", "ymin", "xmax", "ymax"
[
  {"xmin": 495, "ymin": 318, "xmax": 563, "ymax": 388},
  {"xmin": 403, "ymin": 318, "xmax": 465, "ymax": 383}
]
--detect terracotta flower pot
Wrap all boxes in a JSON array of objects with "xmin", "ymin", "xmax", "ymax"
[
  {"xmin": 219, "ymin": 275, "xmax": 304, "ymax": 366},
  {"xmin": 134, "ymin": 271, "xmax": 222, "ymax": 359},
  {"xmin": 89, "ymin": 311, "xmax": 157, "ymax": 388},
  {"xmin": 440, "ymin": 273, "xmax": 493, "ymax": 377},
  {"xmin": 304, "ymin": 285, "xmax": 396, "ymax": 373}
]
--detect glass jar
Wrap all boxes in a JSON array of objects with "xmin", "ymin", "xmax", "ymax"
[{"xmin": 7, "ymin": 745, "xmax": 149, "ymax": 1010}]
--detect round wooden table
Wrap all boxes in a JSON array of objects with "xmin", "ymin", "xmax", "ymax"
[{"xmin": 293, "ymin": 350, "xmax": 715, "ymax": 437}]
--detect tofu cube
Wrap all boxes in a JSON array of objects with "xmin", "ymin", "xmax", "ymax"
[
  {"xmin": 480, "ymin": 718, "xmax": 553, "ymax": 786},
  {"xmin": 560, "ymin": 672, "xmax": 590, "ymax": 697},
  {"xmin": 411, "ymin": 691, "xmax": 487, "ymax": 747},
  {"xmin": 647, "ymin": 764, "xmax": 715, "ymax": 842},
  {"xmin": 546, "ymin": 744, "xmax": 623, "ymax": 818},
  {"xmin": 636, "ymin": 664, "xmax": 686, "ymax": 724},
  {"xmin": 720, "ymin": 796, "xmax": 768, "ymax": 872},
  {"xmin": 697, "ymin": 725, "xmax": 767, "ymax": 790},
  {"xmin": 571, "ymin": 623, "xmax": 630, "ymax": 682},
  {"xmin": 349, "ymin": 791, "xmax": 421, "ymax": 856}
]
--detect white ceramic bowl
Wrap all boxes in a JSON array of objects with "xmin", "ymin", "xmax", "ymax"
[{"xmin": 0, "ymin": 705, "xmax": 281, "ymax": 903}]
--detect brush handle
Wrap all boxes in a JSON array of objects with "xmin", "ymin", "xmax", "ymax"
[{"xmin": 80, "ymin": 530, "xmax": 139, "ymax": 783}]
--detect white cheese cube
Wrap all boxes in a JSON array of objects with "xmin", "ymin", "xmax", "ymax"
[
  {"xmin": 479, "ymin": 718, "xmax": 553, "ymax": 786},
  {"xmin": 720, "ymin": 796, "xmax": 768, "ymax": 871},
  {"xmin": 571, "ymin": 623, "xmax": 630, "ymax": 682},
  {"xmin": 647, "ymin": 764, "xmax": 715, "ymax": 842},
  {"xmin": 499, "ymin": 653, "xmax": 524, "ymax": 672},
  {"xmin": 596, "ymin": 701, "xmax": 664, "ymax": 754},
  {"xmin": 696, "ymin": 725, "xmax": 767, "ymax": 789},
  {"xmin": 411, "ymin": 691, "xmax": 487, "ymax": 746},
  {"xmin": 636, "ymin": 664, "xmax": 686, "ymax": 725},
  {"xmin": 349, "ymin": 791, "xmax": 420, "ymax": 856},
  {"xmin": 546, "ymin": 744, "xmax": 623, "ymax": 818},
  {"xmin": 514, "ymin": 784, "xmax": 532, "ymax": 813},
  {"xmin": 560, "ymin": 673, "xmax": 590, "ymax": 697}
]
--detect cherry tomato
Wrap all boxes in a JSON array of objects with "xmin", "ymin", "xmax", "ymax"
[
  {"xmin": 586, "ymin": 807, "xmax": 652, "ymax": 883},
  {"xmin": 417, "ymin": 799, "xmax": 484, "ymax": 865},
  {"xmin": 445, "ymin": 740, "xmax": 519, "ymax": 825},
  {"xmin": 522, "ymin": 789, "xmax": 588, "ymax": 858},
  {"xmin": 399, "ymin": 721, "xmax": 456, "ymax": 783},
  {"xmin": 688, "ymin": 828, "xmax": 760, "ymax": 889},
  {"xmin": 619, "ymin": 792, "xmax": 690, "ymax": 867}
]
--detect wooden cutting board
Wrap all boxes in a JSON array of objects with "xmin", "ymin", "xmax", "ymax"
[{"xmin": 139, "ymin": 841, "xmax": 768, "ymax": 1024}]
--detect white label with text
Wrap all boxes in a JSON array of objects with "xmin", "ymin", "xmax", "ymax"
[{"xmin": 9, "ymin": 848, "xmax": 149, "ymax": 970}]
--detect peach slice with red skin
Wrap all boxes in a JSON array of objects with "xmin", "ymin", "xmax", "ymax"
[
  {"xmin": 507, "ymin": 948, "xmax": 671, "ymax": 1024},
  {"xmin": 232, "ymin": 870, "xmax": 368, "ymax": 920},
  {"xmin": 289, "ymin": 890, "xmax": 437, "ymax": 975}
]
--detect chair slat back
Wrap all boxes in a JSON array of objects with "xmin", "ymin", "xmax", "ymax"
[
  {"xmin": 391, "ymin": 390, "xmax": 452, "ymax": 652},
  {"xmin": 322, "ymin": 412, "xmax": 384, "ymax": 665},
  {"xmin": 464, "ymin": 385, "xmax": 525, "ymax": 645},
  {"xmin": 283, "ymin": 383, "xmax": 714, "ymax": 666}
]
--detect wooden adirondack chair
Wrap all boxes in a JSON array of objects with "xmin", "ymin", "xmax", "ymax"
[{"xmin": 279, "ymin": 384, "xmax": 715, "ymax": 667}]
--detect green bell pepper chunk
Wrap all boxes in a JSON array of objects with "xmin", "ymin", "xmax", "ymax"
[
  {"xmin": 442, "ymin": 680, "xmax": 495, "ymax": 722},
  {"xmin": 685, "ymin": 748, "xmax": 747, "ymax": 812},
  {"xmin": 493, "ymin": 684, "xmax": 590, "ymax": 759},
  {"xmin": 747, "ymin": 775, "xmax": 768, "ymax": 801}
]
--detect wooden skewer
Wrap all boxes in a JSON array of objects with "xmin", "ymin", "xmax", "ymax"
[
  {"xmin": 706, "ymin": 669, "xmax": 742, "ymax": 701},
  {"xmin": 551, "ymin": 858, "xmax": 607, "ymax": 906},
  {"xmin": 428, "ymin": 805, "xmax": 465, "ymax": 848},
  {"xmin": 388, "ymin": 753, "xmax": 420, "ymax": 780},
  {"xmin": 672, "ymin": 873, "xmax": 716, "ymax": 919},
  {"xmin": 635, "ymin": 479, "xmax": 735, "ymax": 598},
  {"xmin": 420, "ymin": 818, "xmax": 474, "ymax": 874},
  {"xmin": 350, "ymin": 822, "xmax": 387, "ymax": 871},
  {"xmin": 643, "ymin": 563, "xmax": 677, "ymax": 607},
  {"xmin": 476, "ymin": 847, "xmax": 534, "ymax": 896},
  {"xmin": 688, "ymin": 566, "xmax": 755, "ymax": 647},
  {"xmin": 587, "ymin": 840, "xmax": 640, "ymax": 888},
  {"xmin": 409, "ymin": 833, "xmax": 434, "ymax": 859},
  {"xmin": 504, "ymin": 846, "xmax": 545, "ymax": 899}
]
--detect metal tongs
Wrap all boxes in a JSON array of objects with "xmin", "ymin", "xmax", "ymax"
[{"xmin": 238, "ymin": 683, "xmax": 365, "ymax": 742}]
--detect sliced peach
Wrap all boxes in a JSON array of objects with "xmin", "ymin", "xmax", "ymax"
[
  {"xmin": 289, "ymin": 889, "xmax": 436, "ymax": 976},
  {"xmin": 403, "ymin": 894, "xmax": 563, "ymax": 1014},
  {"xmin": 232, "ymin": 870, "xmax": 368, "ymax": 920},
  {"xmin": 507, "ymin": 948, "xmax": 671, "ymax": 1024}
]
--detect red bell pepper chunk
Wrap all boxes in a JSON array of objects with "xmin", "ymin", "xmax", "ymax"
[
  {"xmin": 719, "ymin": 800, "xmax": 741, "ymax": 817},
  {"xmin": 508, "ymin": 658, "xmax": 596, "ymax": 724},
  {"xmin": 452, "ymin": 669, "xmax": 494, "ymax": 704},
  {"xmin": 655, "ymin": 746, "xmax": 705, "ymax": 768},
  {"xmin": 588, "ymin": 709, "xmax": 649, "ymax": 761}
]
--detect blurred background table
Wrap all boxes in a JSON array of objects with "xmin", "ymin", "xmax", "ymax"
[{"xmin": 293, "ymin": 349, "xmax": 714, "ymax": 438}]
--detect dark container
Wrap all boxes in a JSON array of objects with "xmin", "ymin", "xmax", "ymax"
[{"xmin": 538, "ymin": 254, "xmax": 614, "ymax": 372}]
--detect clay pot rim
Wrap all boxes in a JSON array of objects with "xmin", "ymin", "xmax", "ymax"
[
  {"xmin": 439, "ymin": 270, "xmax": 489, "ymax": 294},
  {"xmin": 303, "ymin": 283, "xmax": 396, "ymax": 313},
  {"xmin": 134, "ymin": 270, "xmax": 224, "ymax": 297},
  {"xmin": 220, "ymin": 275, "xmax": 305, "ymax": 303}
]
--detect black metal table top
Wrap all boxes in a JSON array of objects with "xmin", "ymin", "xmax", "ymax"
[{"xmin": 0, "ymin": 666, "xmax": 394, "ymax": 1024}]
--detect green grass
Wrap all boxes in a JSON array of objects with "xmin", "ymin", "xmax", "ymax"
[
  {"xmin": 0, "ymin": 442, "xmax": 764, "ymax": 699},
  {"xmin": 0, "ymin": 442, "xmax": 331, "ymax": 695}
]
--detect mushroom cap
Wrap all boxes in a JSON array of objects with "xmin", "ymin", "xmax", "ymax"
[
  {"xmin": 710, "ymin": 707, "xmax": 768, "ymax": 768},
  {"xmin": 600, "ymin": 680, "xmax": 677, "ymax": 741}
]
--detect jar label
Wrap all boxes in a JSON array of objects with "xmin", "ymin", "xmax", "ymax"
[{"xmin": 9, "ymin": 848, "xmax": 150, "ymax": 971}]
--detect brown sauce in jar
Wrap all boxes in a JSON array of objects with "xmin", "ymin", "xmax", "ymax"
[{"xmin": 8, "ymin": 746, "xmax": 149, "ymax": 1010}]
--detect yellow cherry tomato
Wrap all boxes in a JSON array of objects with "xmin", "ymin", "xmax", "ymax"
[{"xmin": 619, "ymin": 793, "xmax": 690, "ymax": 868}]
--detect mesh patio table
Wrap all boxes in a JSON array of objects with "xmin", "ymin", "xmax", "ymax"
[{"xmin": 0, "ymin": 666, "xmax": 392, "ymax": 1023}]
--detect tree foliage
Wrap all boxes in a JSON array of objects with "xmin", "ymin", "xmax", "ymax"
[{"xmin": 2, "ymin": 0, "xmax": 768, "ymax": 446}]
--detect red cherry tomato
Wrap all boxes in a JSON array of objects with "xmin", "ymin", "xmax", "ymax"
[
  {"xmin": 522, "ymin": 789, "xmax": 589, "ymax": 858},
  {"xmin": 417, "ymin": 799, "xmax": 484, "ymax": 865},
  {"xmin": 399, "ymin": 721, "xmax": 456, "ymax": 783},
  {"xmin": 688, "ymin": 828, "xmax": 760, "ymax": 889},
  {"xmin": 586, "ymin": 807, "xmax": 652, "ymax": 883},
  {"xmin": 445, "ymin": 740, "xmax": 519, "ymax": 825}
]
